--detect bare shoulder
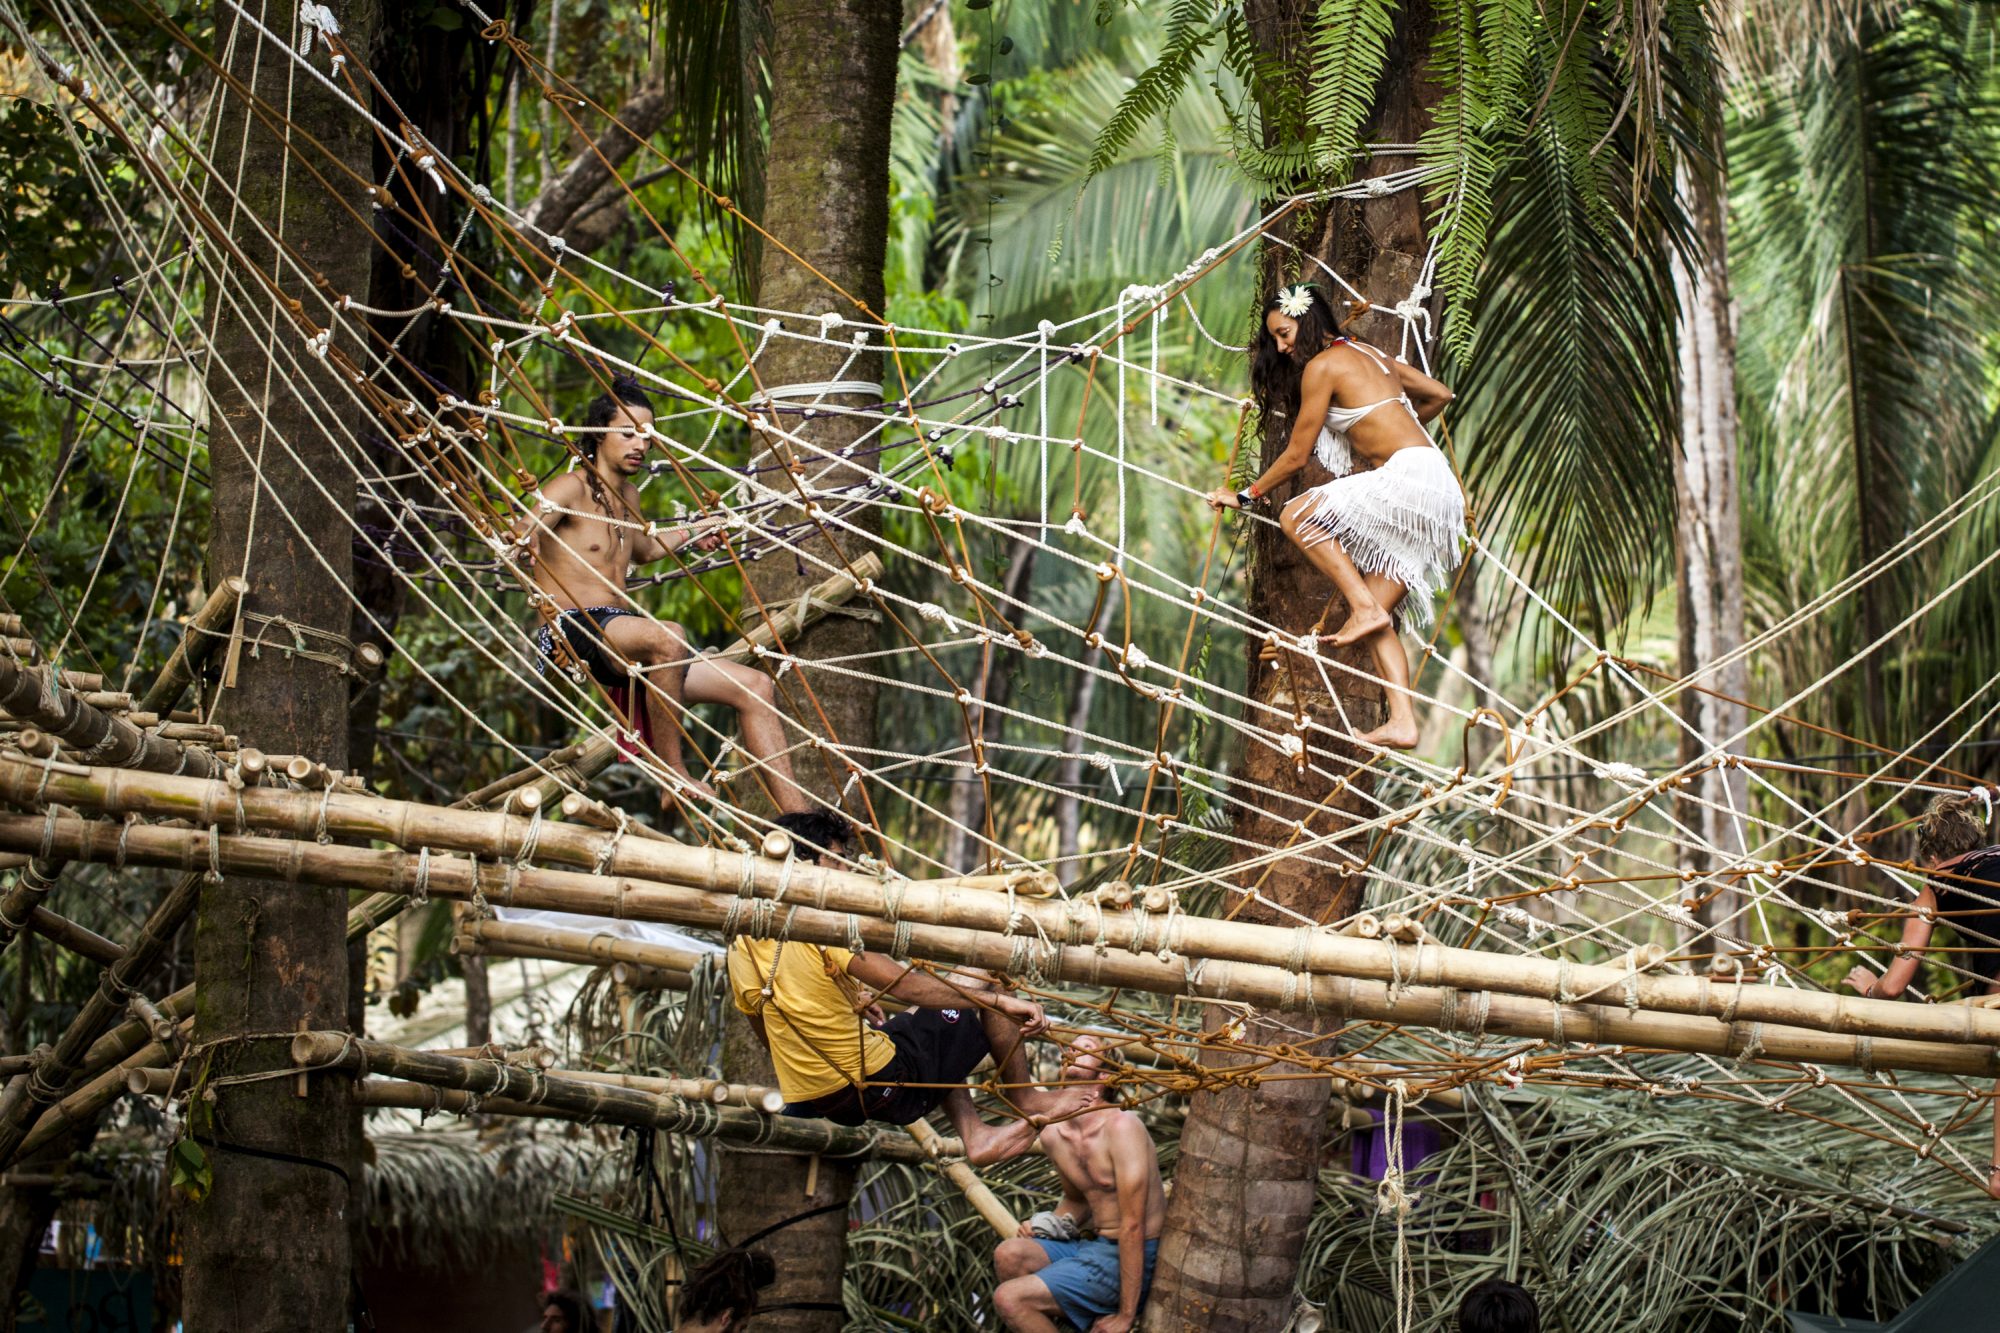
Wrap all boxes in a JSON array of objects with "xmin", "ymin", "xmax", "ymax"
[
  {"xmin": 539, "ymin": 470, "xmax": 586, "ymax": 503},
  {"xmin": 1107, "ymin": 1109, "xmax": 1156, "ymax": 1149}
]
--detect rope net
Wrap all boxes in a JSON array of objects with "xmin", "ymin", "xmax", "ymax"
[{"xmin": 5, "ymin": 0, "xmax": 2000, "ymax": 1219}]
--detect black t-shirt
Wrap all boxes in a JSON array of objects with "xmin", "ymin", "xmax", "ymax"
[{"xmin": 1934, "ymin": 846, "xmax": 2000, "ymax": 988}]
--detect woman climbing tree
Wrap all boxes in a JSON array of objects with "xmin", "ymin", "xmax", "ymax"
[{"xmin": 1206, "ymin": 283, "xmax": 1464, "ymax": 750}]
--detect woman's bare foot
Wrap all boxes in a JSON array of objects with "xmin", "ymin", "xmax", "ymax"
[
  {"xmin": 1357, "ymin": 717, "xmax": 1420, "ymax": 751},
  {"xmin": 1330, "ymin": 603, "xmax": 1391, "ymax": 646}
]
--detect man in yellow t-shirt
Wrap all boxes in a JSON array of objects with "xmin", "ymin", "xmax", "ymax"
[{"xmin": 729, "ymin": 811, "xmax": 1059, "ymax": 1163}]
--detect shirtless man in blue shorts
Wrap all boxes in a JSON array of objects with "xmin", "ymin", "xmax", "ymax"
[{"xmin": 989, "ymin": 1035, "xmax": 1167, "ymax": 1333}]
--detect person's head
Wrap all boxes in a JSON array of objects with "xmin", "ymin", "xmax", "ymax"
[
  {"xmin": 1915, "ymin": 792, "xmax": 1988, "ymax": 869},
  {"xmin": 678, "ymin": 1247, "xmax": 775, "ymax": 1333},
  {"xmin": 1457, "ymin": 1277, "xmax": 1539, "ymax": 1333},
  {"xmin": 1249, "ymin": 282, "xmax": 1355, "ymax": 423},
  {"xmin": 1058, "ymin": 1032, "xmax": 1119, "ymax": 1104},
  {"xmin": 774, "ymin": 810, "xmax": 856, "ymax": 865},
  {"xmin": 539, "ymin": 1288, "xmax": 587, "ymax": 1333},
  {"xmin": 581, "ymin": 375, "xmax": 656, "ymax": 476}
]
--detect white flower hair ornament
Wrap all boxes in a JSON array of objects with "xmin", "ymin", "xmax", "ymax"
[{"xmin": 1275, "ymin": 284, "xmax": 1316, "ymax": 319}]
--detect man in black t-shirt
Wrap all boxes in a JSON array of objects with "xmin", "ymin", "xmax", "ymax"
[{"xmin": 1845, "ymin": 790, "xmax": 2000, "ymax": 1195}]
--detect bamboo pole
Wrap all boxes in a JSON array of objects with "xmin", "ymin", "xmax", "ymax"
[
  {"xmin": 139, "ymin": 577, "xmax": 248, "ymax": 715},
  {"xmin": 290, "ymin": 1033, "xmax": 929, "ymax": 1162},
  {"xmin": 13, "ymin": 811, "xmax": 1997, "ymax": 1078},
  {"xmin": 25, "ymin": 908, "xmax": 121, "ymax": 967},
  {"xmin": 706, "ymin": 552, "xmax": 885, "ymax": 665},
  {"xmin": 456, "ymin": 735, "xmax": 612, "ymax": 811},
  {"xmin": 609, "ymin": 961, "xmax": 693, "ymax": 991},
  {"xmin": 12, "ymin": 760, "xmax": 2000, "ymax": 1057},
  {"xmin": 905, "ymin": 1117, "xmax": 1019, "ymax": 1238},
  {"xmin": 547, "ymin": 1068, "xmax": 785, "ymax": 1114}
]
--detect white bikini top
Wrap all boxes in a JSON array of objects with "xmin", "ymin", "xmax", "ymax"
[{"xmin": 1313, "ymin": 339, "xmax": 1426, "ymax": 478}]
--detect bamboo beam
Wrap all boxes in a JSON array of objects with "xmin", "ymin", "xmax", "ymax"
[
  {"xmin": 452, "ymin": 930, "xmax": 692, "ymax": 991},
  {"xmin": 456, "ymin": 735, "xmax": 611, "ymax": 811},
  {"xmin": 139, "ymin": 577, "xmax": 248, "ymax": 715},
  {"xmin": 290, "ymin": 1034, "xmax": 931, "ymax": 1162},
  {"xmin": 0, "ymin": 859, "xmax": 63, "ymax": 956},
  {"xmin": 905, "ymin": 1118, "xmax": 1019, "ymax": 1238},
  {"xmin": 11, "ymin": 811, "xmax": 1997, "ymax": 1079},
  {"xmin": 706, "ymin": 552, "xmax": 885, "ymax": 665},
  {"xmin": 12, "ymin": 760, "xmax": 1999, "ymax": 1057},
  {"xmin": 547, "ymin": 1068, "xmax": 785, "ymax": 1114},
  {"xmin": 25, "ymin": 907, "xmax": 121, "ymax": 967}
]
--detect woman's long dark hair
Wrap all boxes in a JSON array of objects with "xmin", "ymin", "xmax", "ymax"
[{"xmin": 1248, "ymin": 283, "xmax": 1351, "ymax": 424}]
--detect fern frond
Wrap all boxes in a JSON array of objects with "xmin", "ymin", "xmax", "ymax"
[
  {"xmin": 1423, "ymin": 1, "xmax": 1502, "ymax": 356},
  {"xmin": 1302, "ymin": 0, "xmax": 1400, "ymax": 179},
  {"xmin": 1086, "ymin": 0, "xmax": 1222, "ymax": 180}
]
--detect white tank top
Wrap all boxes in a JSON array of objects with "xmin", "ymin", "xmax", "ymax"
[{"xmin": 1312, "ymin": 339, "xmax": 1426, "ymax": 478}]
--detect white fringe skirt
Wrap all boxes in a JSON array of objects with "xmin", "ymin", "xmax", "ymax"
[{"xmin": 1290, "ymin": 445, "xmax": 1466, "ymax": 629}]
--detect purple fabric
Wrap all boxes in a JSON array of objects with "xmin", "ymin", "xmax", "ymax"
[{"xmin": 1350, "ymin": 1105, "xmax": 1443, "ymax": 1181}]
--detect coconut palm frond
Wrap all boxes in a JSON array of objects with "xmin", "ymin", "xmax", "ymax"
[{"xmin": 1732, "ymin": 0, "xmax": 2000, "ymax": 736}]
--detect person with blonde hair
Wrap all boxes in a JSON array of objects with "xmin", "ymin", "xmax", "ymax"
[{"xmin": 1845, "ymin": 788, "xmax": 2000, "ymax": 1195}]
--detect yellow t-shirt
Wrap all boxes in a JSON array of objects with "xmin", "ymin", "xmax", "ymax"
[{"xmin": 727, "ymin": 939, "xmax": 896, "ymax": 1103}]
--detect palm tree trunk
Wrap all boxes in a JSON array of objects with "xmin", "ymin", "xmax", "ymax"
[
  {"xmin": 181, "ymin": 5, "xmax": 377, "ymax": 1327},
  {"xmin": 1671, "ymin": 144, "xmax": 1750, "ymax": 953},
  {"xmin": 1142, "ymin": 5, "xmax": 1440, "ymax": 1329},
  {"xmin": 713, "ymin": 2, "xmax": 899, "ymax": 1327}
]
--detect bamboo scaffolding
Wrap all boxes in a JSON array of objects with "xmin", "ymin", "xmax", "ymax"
[
  {"xmin": 65, "ymin": 892, "xmax": 407, "ymax": 1097},
  {"xmin": 18, "ymin": 1024, "xmax": 188, "ymax": 1160},
  {"xmin": 0, "ymin": 868, "xmax": 205, "ymax": 1166},
  {"xmin": 289, "ymin": 1033, "xmax": 932, "ymax": 1162},
  {"xmin": 138, "ymin": 577, "xmax": 248, "ymax": 715},
  {"xmin": 11, "ymin": 761, "xmax": 2000, "ymax": 1059},
  {"xmin": 10, "ymin": 810, "xmax": 1996, "ymax": 1079},
  {"xmin": 0, "ymin": 663, "xmax": 224, "ymax": 780}
]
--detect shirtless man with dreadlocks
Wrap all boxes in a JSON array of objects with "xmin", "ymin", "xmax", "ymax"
[{"xmin": 513, "ymin": 377, "xmax": 810, "ymax": 814}]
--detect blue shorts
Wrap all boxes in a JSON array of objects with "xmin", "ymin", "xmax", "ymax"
[{"xmin": 1032, "ymin": 1235, "xmax": 1158, "ymax": 1329}]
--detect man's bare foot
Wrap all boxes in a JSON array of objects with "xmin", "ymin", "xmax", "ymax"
[
  {"xmin": 1357, "ymin": 718, "xmax": 1420, "ymax": 751},
  {"xmin": 1329, "ymin": 603, "xmax": 1391, "ymax": 646}
]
